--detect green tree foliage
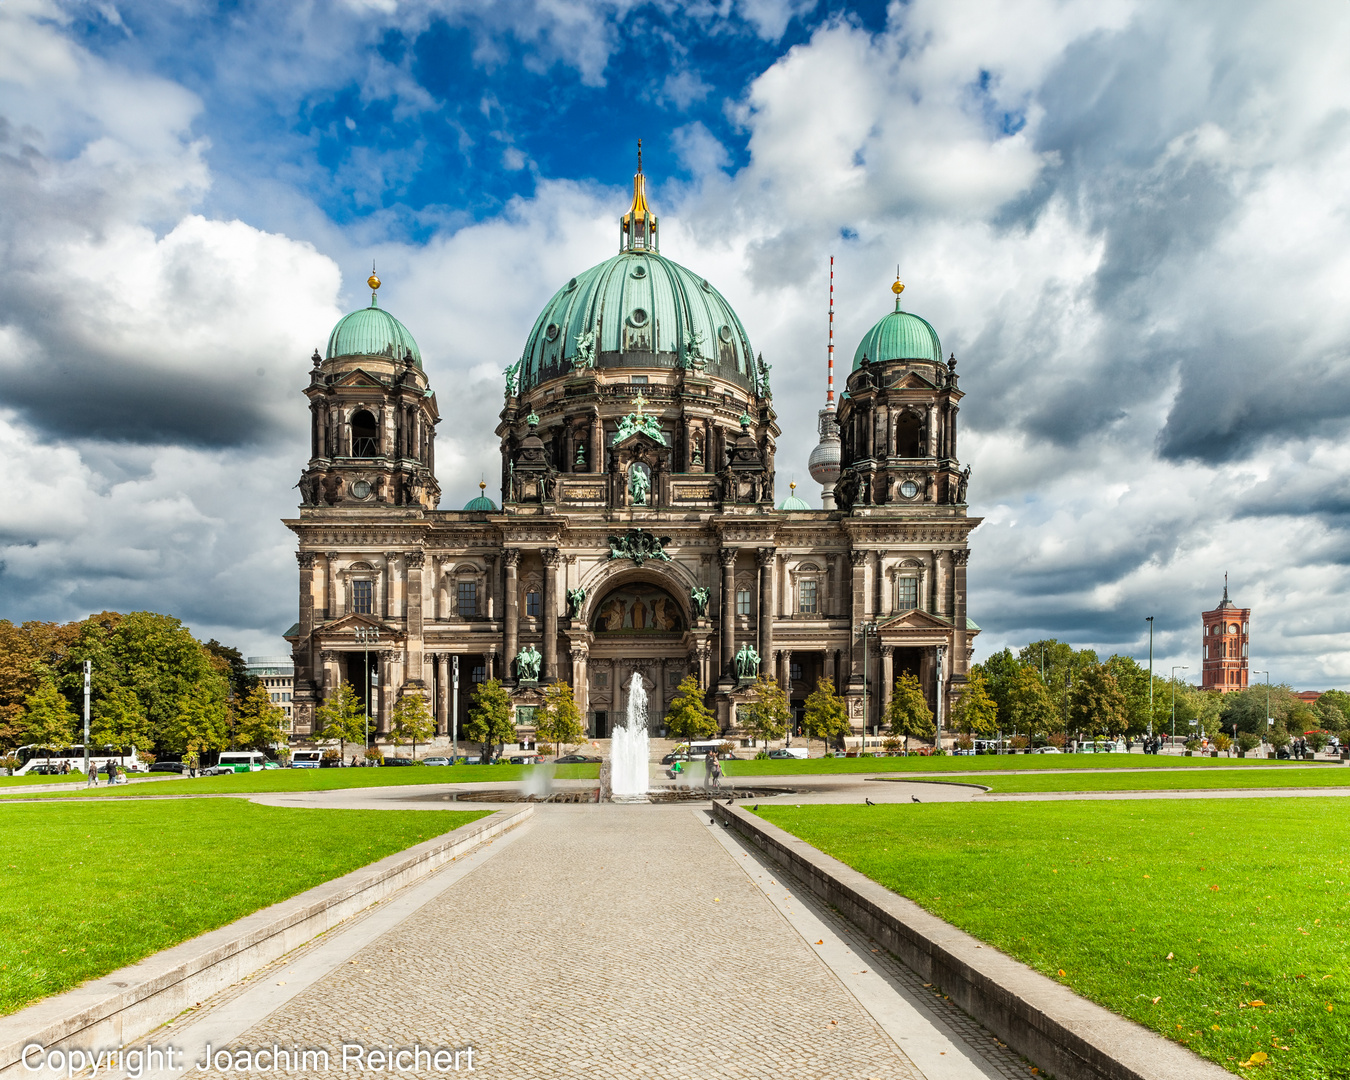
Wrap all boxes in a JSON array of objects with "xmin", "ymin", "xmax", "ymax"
[
  {"xmin": 1005, "ymin": 666, "xmax": 1057, "ymax": 735},
  {"xmin": 202, "ymin": 639, "xmax": 260, "ymax": 700},
  {"xmin": 1103, "ymin": 655, "xmax": 1154, "ymax": 735},
  {"xmin": 972, "ymin": 648, "xmax": 1021, "ymax": 726},
  {"xmin": 465, "ymin": 679, "xmax": 515, "ymax": 762},
  {"xmin": 536, "ymin": 681, "xmax": 586, "ymax": 756},
  {"xmin": 886, "ymin": 672, "xmax": 935, "ymax": 748},
  {"xmin": 948, "ymin": 671, "xmax": 998, "ymax": 736},
  {"xmin": 1220, "ymin": 683, "xmax": 1300, "ymax": 735},
  {"xmin": 390, "ymin": 693, "xmax": 436, "ymax": 759},
  {"xmin": 232, "ymin": 683, "xmax": 288, "ymax": 752},
  {"xmin": 1068, "ymin": 664, "xmax": 1127, "ymax": 736},
  {"xmin": 22, "ymin": 681, "xmax": 77, "ymax": 760},
  {"xmin": 0, "ymin": 620, "xmax": 79, "ymax": 749},
  {"xmin": 90, "ymin": 684, "xmax": 152, "ymax": 759},
  {"xmin": 802, "ymin": 677, "xmax": 850, "ymax": 749},
  {"xmin": 164, "ymin": 693, "xmax": 229, "ymax": 755},
  {"xmin": 664, "ymin": 675, "xmax": 718, "ymax": 745},
  {"xmin": 1018, "ymin": 640, "xmax": 1099, "ymax": 699},
  {"xmin": 739, "ymin": 675, "xmax": 790, "ymax": 749},
  {"xmin": 1314, "ymin": 690, "xmax": 1349, "ymax": 731},
  {"xmin": 314, "ymin": 682, "xmax": 367, "ymax": 759}
]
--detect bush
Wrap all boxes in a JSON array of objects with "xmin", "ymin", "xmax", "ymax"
[
  {"xmin": 1213, "ymin": 733, "xmax": 1232, "ymax": 752},
  {"xmin": 956, "ymin": 736, "xmax": 974, "ymax": 751},
  {"xmin": 363, "ymin": 747, "xmax": 383, "ymax": 764},
  {"xmin": 1237, "ymin": 732, "xmax": 1260, "ymax": 752},
  {"xmin": 1184, "ymin": 738, "xmax": 1201, "ymax": 752},
  {"xmin": 1270, "ymin": 728, "xmax": 1291, "ymax": 750},
  {"xmin": 322, "ymin": 748, "xmax": 340, "ymax": 761},
  {"xmin": 755, "ymin": 750, "xmax": 769, "ymax": 759},
  {"xmin": 1047, "ymin": 732, "xmax": 1067, "ymax": 748},
  {"xmin": 1306, "ymin": 730, "xmax": 1330, "ymax": 753},
  {"xmin": 1010, "ymin": 734, "xmax": 1030, "ymax": 749},
  {"xmin": 883, "ymin": 737, "xmax": 901, "ymax": 753}
]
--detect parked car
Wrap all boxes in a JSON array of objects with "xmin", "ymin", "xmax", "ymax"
[
  {"xmin": 422, "ymin": 756, "xmax": 451, "ymax": 766},
  {"xmin": 554, "ymin": 754, "xmax": 601, "ymax": 764},
  {"xmin": 452, "ymin": 755, "xmax": 481, "ymax": 765},
  {"xmin": 149, "ymin": 761, "xmax": 187, "ymax": 774},
  {"xmin": 767, "ymin": 747, "xmax": 809, "ymax": 760},
  {"xmin": 1032, "ymin": 746, "xmax": 1062, "ymax": 754},
  {"xmin": 381, "ymin": 757, "xmax": 417, "ymax": 767},
  {"xmin": 508, "ymin": 755, "xmax": 538, "ymax": 765},
  {"xmin": 200, "ymin": 764, "xmax": 236, "ymax": 776}
]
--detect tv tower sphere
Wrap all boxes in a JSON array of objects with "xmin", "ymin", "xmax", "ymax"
[{"xmin": 808, "ymin": 411, "xmax": 841, "ymax": 487}]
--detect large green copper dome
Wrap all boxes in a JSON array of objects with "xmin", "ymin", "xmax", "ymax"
[
  {"xmin": 852, "ymin": 287, "xmax": 942, "ymax": 369},
  {"xmin": 516, "ymin": 250, "xmax": 756, "ymax": 394},
  {"xmin": 327, "ymin": 292, "xmax": 422, "ymax": 368}
]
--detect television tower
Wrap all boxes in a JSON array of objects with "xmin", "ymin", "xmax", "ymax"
[{"xmin": 808, "ymin": 256, "xmax": 842, "ymax": 509}]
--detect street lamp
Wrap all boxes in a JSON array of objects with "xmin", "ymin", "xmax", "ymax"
[
  {"xmin": 1253, "ymin": 670, "xmax": 1270, "ymax": 745},
  {"xmin": 1145, "ymin": 617, "xmax": 1154, "ymax": 742},
  {"xmin": 860, "ymin": 621, "xmax": 878, "ymax": 745},
  {"xmin": 452, "ymin": 655, "xmax": 460, "ymax": 758},
  {"xmin": 1170, "ymin": 665, "xmax": 1188, "ymax": 745},
  {"xmin": 355, "ymin": 626, "xmax": 381, "ymax": 758}
]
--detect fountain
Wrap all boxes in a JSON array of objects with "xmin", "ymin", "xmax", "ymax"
[{"xmin": 609, "ymin": 672, "xmax": 651, "ymax": 801}]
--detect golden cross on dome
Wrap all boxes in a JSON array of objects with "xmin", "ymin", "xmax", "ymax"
[{"xmin": 632, "ymin": 389, "xmax": 648, "ymax": 416}]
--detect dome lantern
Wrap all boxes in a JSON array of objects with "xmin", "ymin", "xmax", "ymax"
[
  {"xmin": 620, "ymin": 139, "xmax": 658, "ymax": 254},
  {"xmin": 326, "ymin": 272, "xmax": 422, "ymax": 368}
]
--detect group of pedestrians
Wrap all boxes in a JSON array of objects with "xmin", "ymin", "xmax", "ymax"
[{"xmin": 85, "ymin": 759, "xmax": 124, "ymax": 786}]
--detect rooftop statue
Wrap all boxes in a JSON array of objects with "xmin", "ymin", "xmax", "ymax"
[
  {"xmin": 734, "ymin": 643, "xmax": 761, "ymax": 682},
  {"xmin": 515, "ymin": 643, "xmax": 542, "ymax": 683}
]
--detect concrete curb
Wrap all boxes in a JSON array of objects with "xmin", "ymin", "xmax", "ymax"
[
  {"xmin": 0, "ymin": 805, "xmax": 532, "ymax": 1077},
  {"xmin": 711, "ymin": 802, "xmax": 1230, "ymax": 1080}
]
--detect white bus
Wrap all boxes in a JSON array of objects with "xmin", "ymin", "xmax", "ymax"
[
  {"xmin": 215, "ymin": 751, "xmax": 270, "ymax": 773},
  {"xmin": 11, "ymin": 745, "xmax": 144, "ymax": 776},
  {"xmin": 290, "ymin": 749, "xmax": 324, "ymax": 769}
]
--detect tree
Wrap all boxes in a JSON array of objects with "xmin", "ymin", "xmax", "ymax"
[
  {"xmin": 664, "ymin": 675, "xmax": 718, "ymax": 745},
  {"xmin": 232, "ymin": 683, "xmax": 288, "ymax": 752},
  {"xmin": 972, "ymin": 648, "xmax": 1021, "ymax": 726},
  {"xmin": 22, "ymin": 681, "xmax": 77, "ymax": 764},
  {"xmin": 90, "ymin": 684, "xmax": 152, "ymax": 764},
  {"xmin": 1005, "ymin": 667, "xmax": 1056, "ymax": 737},
  {"xmin": 948, "ymin": 671, "xmax": 998, "ymax": 736},
  {"xmin": 802, "ymin": 677, "xmax": 850, "ymax": 750},
  {"xmin": 885, "ymin": 672, "xmax": 935, "ymax": 750},
  {"xmin": 0, "ymin": 620, "xmax": 79, "ymax": 750},
  {"xmin": 1314, "ymin": 691, "xmax": 1348, "ymax": 732},
  {"xmin": 536, "ymin": 681, "xmax": 586, "ymax": 757},
  {"xmin": 465, "ymin": 679, "xmax": 515, "ymax": 762},
  {"xmin": 1068, "ymin": 664, "xmax": 1127, "ymax": 738},
  {"xmin": 163, "ymin": 693, "xmax": 229, "ymax": 756},
  {"xmin": 315, "ymin": 682, "xmax": 367, "ymax": 761},
  {"xmin": 1017, "ymin": 640, "xmax": 1099, "ymax": 701},
  {"xmin": 203, "ymin": 639, "xmax": 260, "ymax": 700},
  {"xmin": 1104, "ymin": 654, "xmax": 1152, "ymax": 736},
  {"xmin": 739, "ymin": 675, "xmax": 790, "ymax": 750},
  {"xmin": 390, "ymin": 693, "xmax": 436, "ymax": 760}
]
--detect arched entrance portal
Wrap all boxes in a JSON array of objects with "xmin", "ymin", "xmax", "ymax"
[{"xmin": 585, "ymin": 578, "xmax": 693, "ymax": 738}]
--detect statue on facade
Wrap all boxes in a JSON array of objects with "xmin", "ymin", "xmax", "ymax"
[
  {"xmin": 566, "ymin": 586, "xmax": 586, "ymax": 619},
  {"xmin": 607, "ymin": 528, "xmax": 672, "ymax": 566},
  {"xmin": 683, "ymin": 326, "xmax": 707, "ymax": 372},
  {"xmin": 757, "ymin": 353, "xmax": 772, "ymax": 398},
  {"xmin": 734, "ymin": 643, "xmax": 761, "ymax": 682},
  {"xmin": 571, "ymin": 328, "xmax": 596, "ymax": 373},
  {"xmin": 690, "ymin": 586, "xmax": 711, "ymax": 620},
  {"xmin": 503, "ymin": 359, "xmax": 522, "ymax": 397},
  {"xmin": 629, "ymin": 463, "xmax": 651, "ymax": 505},
  {"xmin": 515, "ymin": 644, "xmax": 542, "ymax": 683},
  {"xmin": 956, "ymin": 465, "xmax": 971, "ymax": 504}
]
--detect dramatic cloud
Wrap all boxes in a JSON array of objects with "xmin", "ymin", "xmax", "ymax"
[{"xmin": 4, "ymin": 0, "xmax": 1350, "ymax": 685}]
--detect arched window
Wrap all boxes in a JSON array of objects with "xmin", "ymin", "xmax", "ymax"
[
  {"xmin": 736, "ymin": 588, "xmax": 752, "ymax": 616},
  {"xmin": 351, "ymin": 410, "xmax": 379, "ymax": 457},
  {"xmin": 526, "ymin": 590, "xmax": 541, "ymax": 618},
  {"xmin": 895, "ymin": 412, "xmax": 922, "ymax": 457}
]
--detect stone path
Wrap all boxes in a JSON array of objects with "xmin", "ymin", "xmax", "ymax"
[{"xmin": 106, "ymin": 805, "xmax": 1023, "ymax": 1080}]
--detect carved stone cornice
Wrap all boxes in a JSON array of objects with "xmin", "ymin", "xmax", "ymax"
[
  {"xmin": 542, "ymin": 549, "xmax": 560, "ymax": 568},
  {"xmin": 320, "ymin": 651, "xmax": 337, "ymax": 662},
  {"xmin": 756, "ymin": 546, "xmax": 776, "ymax": 567},
  {"xmin": 405, "ymin": 551, "xmax": 425, "ymax": 570},
  {"xmin": 953, "ymin": 550, "xmax": 971, "ymax": 567},
  {"xmin": 297, "ymin": 552, "xmax": 317, "ymax": 569},
  {"xmin": 719, "ymin": 547, "xmax": 738, "ymax": 568}
]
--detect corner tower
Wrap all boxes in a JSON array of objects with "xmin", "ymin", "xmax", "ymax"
[{"xmin": 1202, "ymin": 577, "xmax": 1249, "ymax": 693}]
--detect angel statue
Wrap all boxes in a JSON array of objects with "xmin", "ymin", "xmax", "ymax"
[
  {"xmin": 571, "ymin": 328, "xmax": 597, "ymax": 373},
  {"xmin": 503, "ymin": 359, "xmax": 522, "ymax": 397},
  {"xmin": 683, "ymin": 326, "xmax": 707, "ymax": 371},
  {"xmin": 566, "ymin": 586, "xmax": 586, "ymax": 619},
  {"xmin": 690, "ymin": 586, "xmax": 711, "ymax": 619},
  {"xmin": 756, "ymin": 353, "xmax": 773, "ymax": 398}
]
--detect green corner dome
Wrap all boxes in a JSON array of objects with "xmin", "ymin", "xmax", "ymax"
[
  {"xmin": 777, "ymin": 484, "xmax": 811, "ymax": 511},
  {"xmin": 463, "ymin": 483, "xmax": 497, "ymax": 512},
  {"xmin": 852, "ymin": 285, "xmax": 942, "ymax": 370},
  {"xmin": 326, "ymin": 288, "xmax": 422, "ymax": 368}
]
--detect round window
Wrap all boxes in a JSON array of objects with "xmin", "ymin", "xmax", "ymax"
[
  {"xmin": 718, "ymin": 324, "xmax": 733, "ymax": 343},
  {"xmin": 631, "ymin": 265, "xmax": 647, "ymax": 278},
  {"xmin": 351, "ymin": 480, "xmax": 372, "ymax": 499},
  {"xmin": 701, "ymin": 279, "xmax": 712, "ymax": 292},
  {"xmin": 566, "ymin": 277, "xmax": 578, "ymax": 291},
  {"xmin": 900, "ymin": 480, "xmax": 919, "ymax": 499},
  {"xmin": 544, "ymin": 323, "xmax": 559, "ymax": 341},
  {"xmin": 630, "ymin": 308, "xmax": 649, "ymax": 326}
]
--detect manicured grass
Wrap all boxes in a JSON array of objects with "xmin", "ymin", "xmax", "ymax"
[
  {"xmin": 762, "ymin": 800, "xmax": 1350, "ymax": 1080},
  {"xmin": 2, "ymin": 763, "xmax": 600, "ymax": 800},
  {"xmin": 0, "ymin": 800, "xmax": 487, "ymax": 1015},
  {"xmin": 975, "ymin": 768, "xmax": 1350, "ymax": 794},
  {"xmin": 0, "ymin": 773, "xmax": 86, "ymax": 787},
  {"xmin": 724, "ymin": 753, "xmax": 1326, "ymax": 777}
]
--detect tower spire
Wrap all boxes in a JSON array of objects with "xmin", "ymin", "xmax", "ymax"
[
  {"xmin": 827, "ymin": 255, "xmax": 835, "ymax": 406},
  {"xmin": 620, "ymin": 140, "xmax": 658, "ymax": 252}
]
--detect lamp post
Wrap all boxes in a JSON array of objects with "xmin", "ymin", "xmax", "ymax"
[
  {"xmin": 1145, "ymin": 616, "xmax": 1154, "ymax": 742},
  {"xmin": 82, "ymin": 660, "xmax": 91, "ymax": 780},
  {"xmin": 860, "ymin": 621, "xmax": 878, "ymax": 745},
  {"xmin": 1253, "ymin": 670, "xmax": 1270, "ymax": 747},
  {"xmin": 355, "ymin": 626, "xmax": 381, "ymax": 758},
  {"xmin": 1170, "ymin": 665, "xmax": 1188, "ymax": 746},
  {"xmin": 452, "ymin": 655, "xmax": 460, "ymax": 758}
]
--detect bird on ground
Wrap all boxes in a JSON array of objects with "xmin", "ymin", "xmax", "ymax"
[
  {"xmin": 753, "ymin": 803, "xmax": 760, "ymax": 811},
  {"xmin": 911, "ymin": 795, "xmax": 921, "ymax": 803},
  {"xmin": 865, "ymin": 797, "xmax": 876, "ymax": 806}
]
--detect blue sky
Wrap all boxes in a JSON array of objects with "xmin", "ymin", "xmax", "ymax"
[{"xmin": 3, "ymin": 0, "xmax": 1350, "ymax": 687}]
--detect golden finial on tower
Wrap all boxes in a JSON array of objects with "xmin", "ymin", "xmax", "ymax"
[
  {"xmin": 892, "ymin": 267, "xmax": 905, "ymax": 309},
  {"xmin": 790, "ymin": 481, "xmax": 797, "ymax": 492},
  {"xmin": 479, "ymin": 480, "xmax": 487, "ymax": 493},
  {"xmin": 368, "ymin": 259, "xmax": 381, "ymax": 292}
]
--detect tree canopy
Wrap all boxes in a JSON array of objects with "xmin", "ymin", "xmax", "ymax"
[
  {"xmin": 664, "ymin": 675, "xmax": 718, "ymax": 744},
  {"xmin": 536, "ymin": 681, "xmax": 586, "ymax": 755},
  {"xmin": 739, "ymin": 675, "xmax": 790, "ymax": 748},
  {"xmin": 390, "ymin": 693, "xmax": 436, "ymax": 758},
  {"xmin": 885, "ymin": 672, "xmax": 935, "ymax": 746},
  {"xmin": 466, "ymin": 679, "xmax": 516, "ymax": 761},
  {"xmin": 948, "ymin": 671, "xmax": 998, "ymax": 736},
  {"xmin": 802, "ymin": 677, "xmax": 850, "ymax": 748}
]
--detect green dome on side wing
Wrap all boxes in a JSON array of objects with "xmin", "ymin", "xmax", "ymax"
[
  {"xmin": 777, "ymin": 482, "xmax": 811, "ymax": 510},
  {"xmin": 326, "ymin": 289, "xmax": 422, "ymax": 368},
  {"xmin": 852, "ymin": 281, "xmax": 942, "ymax": 369},
  {"xmin": 463, "ymin": 483, "xmax": 497, "ymax": 512}
]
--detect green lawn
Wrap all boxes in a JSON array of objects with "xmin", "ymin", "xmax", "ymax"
[
  {"xmin": 2, "ymin": 762, "xmax": 600, "ymax": 800},
  {"xmin": 762, "ymin": 800, "xmax": 1350, "ymax": 1080},
  {"xmin": 0, "ymin": 801, "xmax": 488, "ymax": 1015},
  {"xmin": 974, "ymin": 768, "xmax": 1350, "ymax": 794},
  {"xmin": 725, "ymin": 753, "xmax": 1327, "ymax": 777},
  {"xmin": 0, "ymin": 773, "xmax": 86, "ymax": 787}
]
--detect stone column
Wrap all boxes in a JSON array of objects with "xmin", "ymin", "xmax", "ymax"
[
  {"xmin": 953, "ymin": 549, "xmax": 970, "ymax": 680},
  {"xmin": 377, "ymin": 651, "xmax": 393, "ymax": 734},
  {"xmin": 848, "ymin": 549, "xmax": 867, "ymax": 685},
  {"xmin": 405, "ymin": 552, "xmax": 425, "ymax": 684},
  {"xmin": 436, "ymin": 654, "xmax": 450, "ymax": 736},
  {"xmin": 487, "ymin": 647, "xmax": 497, "ymax": 681},
  {"xmin": 590, "ymin": 410, "xmax": 604, "ymax": 474},
  {"xmin": 572, "ymin": 646, "xmax": 589, "ymax": 715},
  {"xmin": 325, "ymin": 552, "xmax": 339, "ymax": 620},
  {"xmin": 297, "ymin": 552, "xmax": 316, "ymax": 675},
  {"xmin": 757, "ymin": 546, "xmax": 775, "ymax": 674},
  {"xmin": 320, "ymin": 651, "xmax": 338, "ymax": 700},
  {"xmin": 719, "ymin": 547, "xmax": 737, "ymax": 681},
  {"xmin": 779, "ymin": 648, "xmax": 792, "ymax": 694},
  {"xmin": 927, "ymin": 404, "xmax": 937, "ymax": 457},
  {"xmin": 543, "ymin": 549, "xmax": 560, "ymax": 680},
  {"xmin": 503, "ymin": 549, "xmax": 520, "ymax": 680},
  {"xmin": 880, "ymin": 645, "xmax": 894, "ymax": 717},
  {"xmin": 486, "ymin": 554, "xmax": 498, "ymax": 619}
]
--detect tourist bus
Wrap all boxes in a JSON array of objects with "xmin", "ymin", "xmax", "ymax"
[
  {"xmin": 215, "ymin": 751, "xmax": 271, "ymax": 773},
  {"xmin": 11, "ymin": 744, "xmax": 144, "ymax": 775}
]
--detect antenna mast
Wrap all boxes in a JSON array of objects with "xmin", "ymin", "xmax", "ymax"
[{"xmin": 827, "ymin": 255, "xmax": 835, "ymax": 406}]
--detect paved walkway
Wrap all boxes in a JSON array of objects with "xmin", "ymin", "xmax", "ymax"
[{"xmin": 105, "ymin": 805, "xmax": 1027, "ymax": 1080}]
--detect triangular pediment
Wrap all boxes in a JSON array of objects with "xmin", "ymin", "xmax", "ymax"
[
  {"xmin": 334, "ymin": 368, "xmax": 386, "ymax": 389},
  {"xmin": 877, "ymin": 609, "xmax": 953, "ymax": 632},
  {"xmin": 889, "ymin": 370, "xmax": 938, "ymax": 391},
  {"xmin": 319, "ymin": 613, "xmax": 403, "ymax": 639}
]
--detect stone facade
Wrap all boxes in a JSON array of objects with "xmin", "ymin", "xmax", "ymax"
[{"xmin": 285, "ymin": 172, "xmax": 979, "ymax": 745}]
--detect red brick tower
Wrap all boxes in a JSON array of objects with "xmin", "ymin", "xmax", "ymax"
[{"xmin": 1201, "ymin": 575, "xmax": 1249, "ymax": 693}]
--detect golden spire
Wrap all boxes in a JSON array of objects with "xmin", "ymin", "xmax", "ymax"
[
  {"xmin": 368, "ymin": 261, "xmax": 381, "ymax": 307},
  {"xmin": 621, "ymin": 139, "xmax": 658, "ymax": 252},
  {"xmin": 892, "ymin": 266, "xmax": 905, "ymax": 310}
]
